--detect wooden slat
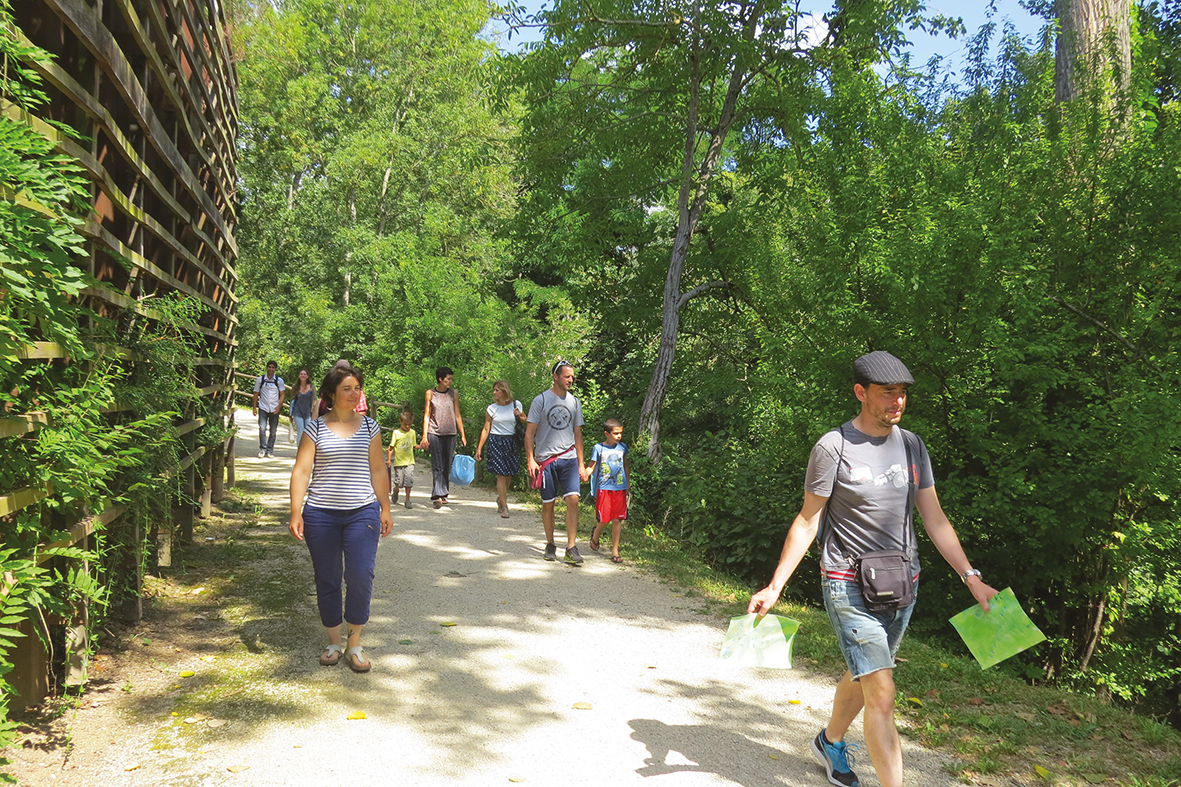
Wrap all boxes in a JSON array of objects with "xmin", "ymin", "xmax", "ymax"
[
  {"xmin": 82, "ymin": 286, "xmax": 236, "ymax": 345},
  {"xmin": 0, "ymin": 483, "xmax": 55, "ymax": 518},
  {"xmin": 37, "ymin": 505, "xmax": 126, "ymax": 564},
  {"xmin": 175, "ymin": 444, "xmax": 208, "ymax": 472},
  {"xmin": 176, "ymin": 417, "xmax": 207, "ymax": 437},
  {"xmin": 0, "ymin": 411, "xmax": 51, "ymax": 439},
  {"xmin": 13, "ymin": 343, "xmax": 67, "ymax": 360}
]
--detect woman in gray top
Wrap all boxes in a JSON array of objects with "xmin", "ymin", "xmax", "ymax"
[
  {"xmin": 289, "ymin": 369, "xmax": 318, "ymax": 448},
  {"xmin": 418, "ymin": 366, "xmax": 467, "ymax": 507}
]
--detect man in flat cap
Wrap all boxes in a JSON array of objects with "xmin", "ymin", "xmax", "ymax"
[{"xmin": 749, "ymin": 351, "xmax": 998, "ymax": 787}]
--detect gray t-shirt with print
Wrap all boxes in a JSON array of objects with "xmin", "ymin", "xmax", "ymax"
[
  {"xmin": 806, "ymin": 421, "xmax": 934, "ymax": 577},
  {"xmin": 527, "ymin": 389, "xmax": 584, "ymax": 461}
]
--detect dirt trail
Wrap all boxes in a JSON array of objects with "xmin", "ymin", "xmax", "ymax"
[{"xmin": 5, "ymin": 413, "xmax": 954, "ymax": 787}]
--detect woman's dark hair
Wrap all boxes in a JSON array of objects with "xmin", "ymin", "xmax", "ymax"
[
  {"xmin": 291, "ymin": 368, "xmax": 312, "ymax": 392},
  {"xmin": 435, "ymin": 366, "xmax": 454, "ymax": 382},
  {"xmin": 319, "ymin": 365, "xmax": 364, "ymax": 408}
]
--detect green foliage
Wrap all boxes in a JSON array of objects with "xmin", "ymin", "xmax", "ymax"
[{"xmin": 230, "ymin": 0, "xmax": 573, "ymax": 408}]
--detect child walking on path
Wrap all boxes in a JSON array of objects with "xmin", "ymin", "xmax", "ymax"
[
  {"xmin": 587, "ymin": 418, "xmax": 630, "ymax": 563},
  {"xmin": 387, "ymin": 410, "xmax": 418, "ymax": 509}
]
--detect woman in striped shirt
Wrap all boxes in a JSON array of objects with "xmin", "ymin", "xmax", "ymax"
[{"xmin": 289, "ymin": 365, "xmax": 394, "ymax": 672}]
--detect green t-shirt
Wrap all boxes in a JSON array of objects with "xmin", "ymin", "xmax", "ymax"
[{"xmin": 390, "ymin": 428, "xmax": 416, "ymax": 467}]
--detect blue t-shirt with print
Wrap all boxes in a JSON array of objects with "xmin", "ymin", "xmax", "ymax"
[{"xmin": 590, "ymin": 441, "xmax": 629, "ymax": 491}]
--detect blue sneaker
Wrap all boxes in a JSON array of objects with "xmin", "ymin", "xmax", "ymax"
[{"xmin": 810, "ymin": 729, "xmax": 859, "ymax": 787}]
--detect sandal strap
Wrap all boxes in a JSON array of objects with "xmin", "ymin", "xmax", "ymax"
[
  {"xmin": 346, "ymin": 645, "xmax": 365, "ymax": 659},
  {"xmin": 323, "ymin": 643, "xmax": 344, "ymax": 655}
]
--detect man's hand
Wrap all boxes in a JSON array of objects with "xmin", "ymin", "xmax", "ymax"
[
  {"xmin": 747, "ymin": 586, "xmax": 780, "ymax": 618},
  {"xmin": 967, "ymin": 577, "xmax": 1000, "ymax": 612}
]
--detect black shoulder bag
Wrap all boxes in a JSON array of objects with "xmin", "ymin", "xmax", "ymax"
[{"xmin": 823, "ymin": 427, "xmax": 919, "ymax": 613}]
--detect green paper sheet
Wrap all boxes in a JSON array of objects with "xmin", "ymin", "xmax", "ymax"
[
  {"xmin": 949, "ymin": 587, "xmax": 1046, "ymax": 670},
  {"xmin": 719, "ymin": 613, "xmax": 799, "ymax": 669}
]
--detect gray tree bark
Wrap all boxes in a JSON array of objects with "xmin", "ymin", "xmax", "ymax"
[{"xmin": 1054, "ymin": 0, "xmax": 1132, "ymax": 103}]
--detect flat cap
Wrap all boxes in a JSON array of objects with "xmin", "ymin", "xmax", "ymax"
[{"xmin": 853, "ymin": 351, "xmax": 914, "ymax": 386}]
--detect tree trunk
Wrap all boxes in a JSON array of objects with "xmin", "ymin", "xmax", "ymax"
[
  {"xmin": 637, "ymin": 3, "xmax": 759, "ymax": 460},
  {"xmin": 1054, "ymin": 0, "xmax": 1132, "ymax": 103}
]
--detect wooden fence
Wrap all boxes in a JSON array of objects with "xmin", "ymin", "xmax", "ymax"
[{"xmin": 3, "ymin": 0, "xmax": 239, "ymax": 709}]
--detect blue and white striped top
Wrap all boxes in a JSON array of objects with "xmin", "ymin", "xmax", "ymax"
[{"xmin": 304, "ymin": 416, "xmax": 380, "ymax": 509}]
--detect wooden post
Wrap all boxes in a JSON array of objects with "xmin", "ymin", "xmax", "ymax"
[
  {"xmin": 210, "ymin": 441, "xmax": 224, "ymax": 503},
  {"xmin": 225, "ymin": 432, "xmax": 236, "ymax": 487},
  {"xmin": 8, "ymin": 619, "xmax": 50, "ymax": 710},
  {"xmin": 199, "ymin": 452, "xmax": 212, "ymax": 519},
  {"xmin": 65, "ymin": 534, "xmax": 91, "ymax": 686},
  {"xmin": 122, "ymin": 517, "xmax": 143, "ymax": 622},
  {"xmin": 177, "ymin": 463, "xmax": 195, "ymax": 545}
]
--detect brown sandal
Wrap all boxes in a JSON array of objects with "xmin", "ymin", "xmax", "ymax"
[
  {"xmin": 319, "ymin": 644, "xmax": 343, "ymax": 666},
  {"xmin": 611, "ymin": 555, "xmax": 623, "ymax": 564}
]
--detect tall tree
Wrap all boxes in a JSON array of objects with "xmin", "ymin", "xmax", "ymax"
[{"xmin": 510, "ymin": 0, "xmax": 941, "ymax": 458}]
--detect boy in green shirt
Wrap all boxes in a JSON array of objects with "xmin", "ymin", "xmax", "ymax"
[{"xmin": 387, "ymin": 410, "xmax": 418, "ymax": 509}]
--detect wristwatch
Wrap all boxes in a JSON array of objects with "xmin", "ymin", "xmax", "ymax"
[{"xmin": 960, "ymin": 568, "xmax": 982, "ymax": 584}]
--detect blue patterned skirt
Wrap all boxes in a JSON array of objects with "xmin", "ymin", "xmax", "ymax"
[{"xmin": 486, "ymin": 434, "xmax": 520, "ymax": 477}]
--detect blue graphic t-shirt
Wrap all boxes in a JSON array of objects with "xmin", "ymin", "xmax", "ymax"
[{"xmin": 590, "ymin": 442, "xmax": 629, "ymax": 491}]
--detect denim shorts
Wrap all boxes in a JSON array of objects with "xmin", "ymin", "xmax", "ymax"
[
  {"xmin": 823, "ymin": 577, "xmax": 918, "ymax": 680},
  {"xmin": 540, "ymin": 456, "xmax": 581, "ymax": 503}
]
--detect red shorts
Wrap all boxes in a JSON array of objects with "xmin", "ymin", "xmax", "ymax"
[{"xmin": 595, "ymin": 489, "xmax": 628, "ymax": 522}]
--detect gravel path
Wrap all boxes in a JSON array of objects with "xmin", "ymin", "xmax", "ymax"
[{"xmin": 6, "ymin": 414, "xmax": 955, "ymax": 787}]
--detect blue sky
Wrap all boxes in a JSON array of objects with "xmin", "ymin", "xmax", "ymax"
[{"xmin": 487, "ymin": 1, "xmax": 1050, "ymax": 80}]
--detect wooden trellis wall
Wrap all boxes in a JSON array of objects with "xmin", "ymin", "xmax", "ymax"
[{"xmin": 3, "ymin": 0, "xmax": 238, "ymax": 707}]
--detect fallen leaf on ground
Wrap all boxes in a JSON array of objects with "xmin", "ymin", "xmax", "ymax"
[
  {"xmin": 398, "ymin": 639, "xmax": 413, "ymax": 645},
  {"xmin": 179, "ymin": 671, "xmax": 195, "ymax": 677},
  {"xmin": 347, "ymin": 711, "xmax": 367, "ymax": 720},
  {"xmin": 925, "ymin": 689, "xmax": 939, "ymax": 698},
  {"xmin": 572, "ymin": 702, "xmax": 592, "ymax": 710},
  {"xmin": 206, "ymin": 719, "xmax": 227, "ymax": 729},
  {"xmin": 191, "ymin": 587, "xmax": 205, "ymax": 595},
  {"xmin": 788, "ymin": 700, "xmax": 801, "ymax": 705},
  {"xmin": 769, "ymin": 754, "xmax": 779, "ymax": 760},
  {"xmin": 200, "ymin": 656, "xmax": 216, "ymax": 662},
  {"xmin": 124, "ymin": 764, "xmax": 140, "ymax": 771},
  {"xmin": 227, "ymin": 765, "xmax": 250, "ymax": 773},
  {"xmin": 440, "ymin": 622, "xmax": 457, "ymax": 627},
  {"xmin": 905, "ymin": 697, "xmax": 923, "ymax": 707},
  {"xmin": 1034, "ymin": 764, "xmax": 1051, "ymax": 779},
  {"xmin": 509, "ymin": 779, "xmax": 525, "ymax": 783},
  {"xmin": 939, "ymin": 662, "xmax": 948, "ymax": 668},
  {"xmin": 968, "ymin": 697, "xmax": 984, "ymax": 706},
  {"xmin": 503, "ymin": 654, "xmax": 513, "ymax": 659}
]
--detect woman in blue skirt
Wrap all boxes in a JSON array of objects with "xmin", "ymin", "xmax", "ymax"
[{"xmin": 475, "ymin": 380, "xmax": 526, "ymax": 518}]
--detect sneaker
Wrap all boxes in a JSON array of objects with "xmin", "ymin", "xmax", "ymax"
[
  {"xmin": 810, "ymin": 729, "xmax": 859, "ymax": 787},
  {"xmin": 265, "ymin": 451, "xmax": 275, "ymax": 459},
  {"xmin": 257, "ymin": 449, "xmax": 266, "ymax": 458},
  {"xmin": 404, "ymin": 500, "xmax": 412, "ymax": 509},
  {"xmin": 543, "ymin": 543, "xmax": 557, "ymax": 561},
  {"xmin": 564, "ymin": 546, "xmax": 584, "ymax": 566}
]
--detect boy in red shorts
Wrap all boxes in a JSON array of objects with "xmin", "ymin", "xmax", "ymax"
[{"xmin": 587, "ymin": 418, "xmax": 630, "ymax": 563}]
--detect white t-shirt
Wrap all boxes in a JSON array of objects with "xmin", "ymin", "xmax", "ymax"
[
  {"xmin": 486, "ymin": 400, "xmax": 522, "ymax": 436},
  {"xmin": 253, "ymin": 374, "xmax": 286, "ymax": 413}
]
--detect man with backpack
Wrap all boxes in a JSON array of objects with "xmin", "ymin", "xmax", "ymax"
[
  {"xmin": 748, "ymin": 351, "xmax": 998, "ymax": 787},
  {"xmin": 251, "ymin": 360, "xmax": 286, "ymax": 459}
]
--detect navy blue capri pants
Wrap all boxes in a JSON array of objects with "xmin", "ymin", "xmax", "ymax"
[{"xmin": 302, "ymin": 502, "xmax": 382, "ymax": 628}]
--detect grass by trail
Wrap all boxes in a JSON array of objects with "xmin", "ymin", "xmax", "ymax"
[{"xmin": 504, "ymin": 484, "xmax": 1180, "ymax": 787}]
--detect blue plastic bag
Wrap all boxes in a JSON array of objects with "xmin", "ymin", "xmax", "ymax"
[{"xmin": 451, "ymin": 454, "xmax": 476, "ymax": 486}]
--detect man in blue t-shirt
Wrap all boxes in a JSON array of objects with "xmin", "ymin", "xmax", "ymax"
[{"xmin": 749, "ymin": 351, "xmax": 999, "ymax": 787}]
